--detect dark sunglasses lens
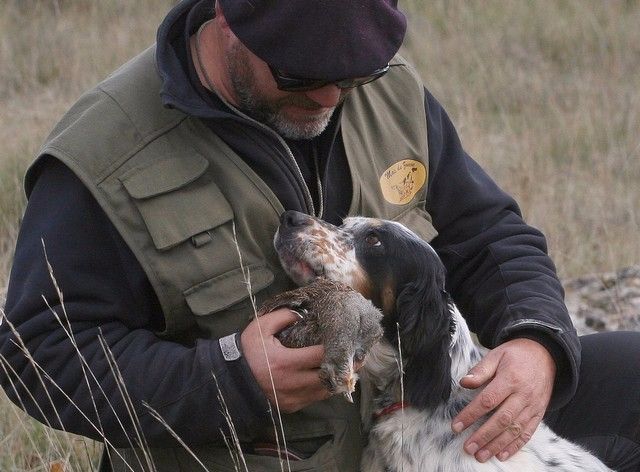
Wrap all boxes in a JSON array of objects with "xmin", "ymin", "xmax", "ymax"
[
  {"xmin": 269, "ymin": 67, "xmax": 321, "ymax": 91},
  {"xmin": 280, "ymin": 79, "xmax": 328, "ymax": 92},
  {"xmin": 336, "ymin": 65, "xmax": 390, "ymax": 89},
  {"xmin": 271, "ymin": 65, "xmax": 390, "ymax": 92}
]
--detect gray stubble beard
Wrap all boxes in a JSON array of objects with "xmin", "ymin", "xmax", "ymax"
[{"xmin": 226, "ymin": 42, "xmax": 335, "ymax": 140}]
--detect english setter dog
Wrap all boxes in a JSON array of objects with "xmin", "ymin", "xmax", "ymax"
[{"xmin": 274, "ymin": 210, "xmax": 612, "ymax": 472}]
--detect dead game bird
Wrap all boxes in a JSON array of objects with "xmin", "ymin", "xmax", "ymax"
[{"xmin": 259, "ymin": 278, "xmax": 383, "ymax": 402}]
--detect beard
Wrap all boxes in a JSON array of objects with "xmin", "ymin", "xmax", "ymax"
[{"xmin": 226, "ymin": 42, "xmax": 338, "ymax": 140}]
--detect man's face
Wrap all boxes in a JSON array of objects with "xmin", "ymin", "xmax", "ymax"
[{"xmin": 225, "ymin": 39, "xmax": 349, "ymax": 140}]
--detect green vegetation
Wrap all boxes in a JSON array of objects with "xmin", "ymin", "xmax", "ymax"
[{"xmin": 402, "ymin": 0, "xmax": 640, "ymax": 275}]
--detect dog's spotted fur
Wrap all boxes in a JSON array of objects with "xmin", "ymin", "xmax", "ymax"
[{"xmin": 275, "ymin": 210, "xmax": 613, "ymax": 472}]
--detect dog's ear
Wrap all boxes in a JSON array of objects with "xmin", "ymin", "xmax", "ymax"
[{"xmin": 394, "ymin": 276, "xmax": 453, "ymax": 410}]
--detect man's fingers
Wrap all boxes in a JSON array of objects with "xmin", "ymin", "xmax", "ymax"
[
  {"xmin": 496, "ymin": 415, "xmax": 541, "ymax": 461},
  {"xmin": 253, "ymin": 308, "xmax": 303, "ymax": 335},
  {"xmin": 278, "ymin": 368, "xmax": 327, "ymax": 395},
  {"xmin": 290, "ymin": 345, "xmax": 325, "ymax": 369},
  {"xmin": 462, "ymin": 394, "xmax": 527, "ymax": 455},
  {"xmin": 277, "ymin": 373, "xmax": 331, "ymax": 412},
  {"xmin": 452, "ymin": 375, "xmax": 511, "ymax": 434},
  {"xmin": 459, "ymin": 351, "xmax": 501, "ymax": 389},
  {"xmin": 245, "ymin": 308, "xmax": 324, "ymax": 368},
  {"xmin": 246, "ymin": 341, "xmax": 324, "ymax": 371},
  {"xmin": 241, "ymin": 309, "xmax": 329, "ymax": 413},
  {"xmin": 469, "ymin": 406, "xmax": 540, "ymax": 462},
  {"xmin": 452, "ymin": 339, "xmax": 555, "ymax": 463}
]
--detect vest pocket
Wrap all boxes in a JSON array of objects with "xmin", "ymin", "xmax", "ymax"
[
  {"xmin": 188, "ymin": 437, "xmax": 339, "ymax": 471},
  {"xmin": 121, "ymin": 153, "xmax": 233, "ymax": 250},
  {"xmin": 119, "ymin": 152, "xmax": 282, "ymax": 336},
  {"xmin": 112, "ymin": 421, "xmax": 342, "ymax": 471},
  {"xmin": 111, "ymin": 441, "xmax": 339, "ymax": 472},
  {"xmin": 184, "ymin": 264, "xmax": 274, "ymax": 316},
  {"xmin": 238, "ymin": 438, "xmax": 339, "ymax": 471}
]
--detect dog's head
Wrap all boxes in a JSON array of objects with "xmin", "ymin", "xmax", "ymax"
[{"xmin": 275, "ymin": 210, "xmax": 454, "ymax": 409}]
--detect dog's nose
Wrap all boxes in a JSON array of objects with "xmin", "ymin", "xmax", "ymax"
[{"xmin": 280, "ymin": 210, "xmax": 313, "ymax": 228}]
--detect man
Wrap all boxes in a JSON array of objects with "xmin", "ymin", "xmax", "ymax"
[{"xmin": 1, "ymin": 1, "xmax": 639, "ymax": 471}]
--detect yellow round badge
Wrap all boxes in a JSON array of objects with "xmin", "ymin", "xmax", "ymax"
[{"xmin": 379, "ymin": 159, "xmax": 427, "ymax": 205}]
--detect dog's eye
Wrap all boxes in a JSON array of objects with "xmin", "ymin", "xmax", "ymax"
[{"xmin": 365, "ymin": 233, "xmax": 381, "ymax": 247}]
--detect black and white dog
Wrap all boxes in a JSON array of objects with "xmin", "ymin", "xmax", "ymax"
[{"xmin": 275, "ymin": 210, "xmax": 612, "ymax": 472}]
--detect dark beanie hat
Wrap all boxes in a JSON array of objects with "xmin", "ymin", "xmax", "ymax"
[{"xmin": 217, "ymin": 0, "xmax": 407, "ymax": 81}]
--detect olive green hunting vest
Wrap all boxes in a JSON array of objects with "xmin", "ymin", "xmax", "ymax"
[{"xmin": 32, "ymin": 47, "xmax": 436, "ymax": 472}]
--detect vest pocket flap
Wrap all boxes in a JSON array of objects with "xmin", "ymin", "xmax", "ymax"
[
  {"xmin": 121, "ymin": 153, "xmax": 209, "ymax": 199},
  {"xmin": 128, "ymin": 181, "xmax": 233, "ymax": 250},
  {"xmin": 395, "ymin": 205, "xmax": 439, "ymax": 242},
  {"xmin": 184, "ymin": 264, "xmax": 275, "ymax": 316},
  {"xmin": 121, "ymin": 156, "xmax": 233, "ymax": 250}
]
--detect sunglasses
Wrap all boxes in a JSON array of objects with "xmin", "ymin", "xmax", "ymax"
[{"xmin": 269, "ymin": 64, "xmax": 390, "ymax": 92}]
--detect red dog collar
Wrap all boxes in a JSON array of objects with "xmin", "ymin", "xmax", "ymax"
[{"xmin": 373, "ymin": 402, "xmax": 410, "ymax": 420}]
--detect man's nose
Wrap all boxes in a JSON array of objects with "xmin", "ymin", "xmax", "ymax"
[{"xmin": 304, "ymin": 84, "xmax": 342, "ymax": 108}]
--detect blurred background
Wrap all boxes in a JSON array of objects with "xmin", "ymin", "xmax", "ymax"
[{"xmin": 0, "ymin": 0, "xmax": 638, "ymax": 469}]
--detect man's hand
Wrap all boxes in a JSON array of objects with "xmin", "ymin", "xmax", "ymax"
[
  {"xmin": 451, "ymin": 338, "xmax": 556, "ymax": 463},
  {"xmin": 241, "ymin": 308, "xmax": 329, "ymax": 413}
]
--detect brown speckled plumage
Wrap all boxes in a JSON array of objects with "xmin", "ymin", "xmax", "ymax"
[{"xmin": 259, "ymin": 278, "xmax": 383, "ymax": 401}]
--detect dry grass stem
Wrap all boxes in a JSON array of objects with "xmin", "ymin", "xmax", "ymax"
[
  {"xmin": 41, "ymin": 239, "xmax": 151, "ymax": 471},
  {"xmin": 144, "ymin": 404, "xmax": 211, "ymax": 472},
  {"xmin": 1, "ymin": 318, "xmax": 131, "ymax": 471},
  {"xmin": 232, "ymin": 222, "xmax": 291, "ymax": 472},
  {"xmin": 212, "ymin": 372, "xmax": 248, "ymax": 472},
  {"xmin": 396, "ymin": 323, "xmax": 405, "ymax": 472},
  {"xmin": 1, "ymin": 243, "xmax": 162, "ymax": 471},
  {"xmin": 96, "ymin": 337, "xmax": 156, "ymax": 472}
]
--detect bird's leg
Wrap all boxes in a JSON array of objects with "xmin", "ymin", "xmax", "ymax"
[
  {"xmin": 343, "ymin": 353, "xmax": 358, "ymax": 402},
  {"xmin": 342, "ymin": 372, "xmax": 356, "ymax": 403}
]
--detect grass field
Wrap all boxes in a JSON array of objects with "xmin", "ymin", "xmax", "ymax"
[{"xmin": 1, "ymin": 0, "xmax": 639, "ymax": 470}]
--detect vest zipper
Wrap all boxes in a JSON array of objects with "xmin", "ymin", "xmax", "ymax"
[
  {"xmin": 312, "ymin": 145, "xmax": 324, "ymax": 219},
  {"xmin": 202, "ymin": 98, "xmax": 316, "ymax": 216},
  {"xmin": 252, "ymin": 119, "xmax": 318, "ymax": 217},
  {"xmin": 219, "ymin": 106, "xmax": 316, "ymax": 216}
]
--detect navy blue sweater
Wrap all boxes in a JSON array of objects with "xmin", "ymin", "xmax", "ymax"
[{"xmin": 0, "ymin": 0, "xmax": 579, "ymax": 448}]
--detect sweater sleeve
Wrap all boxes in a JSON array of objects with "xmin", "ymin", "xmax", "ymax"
[
  {"xmin": 423, "ymin": 90, "xmax": 581, "ymax": 409},
  {"xmin": 0, "ymin": 157, "xmax": 271, "ymax": 447}
]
